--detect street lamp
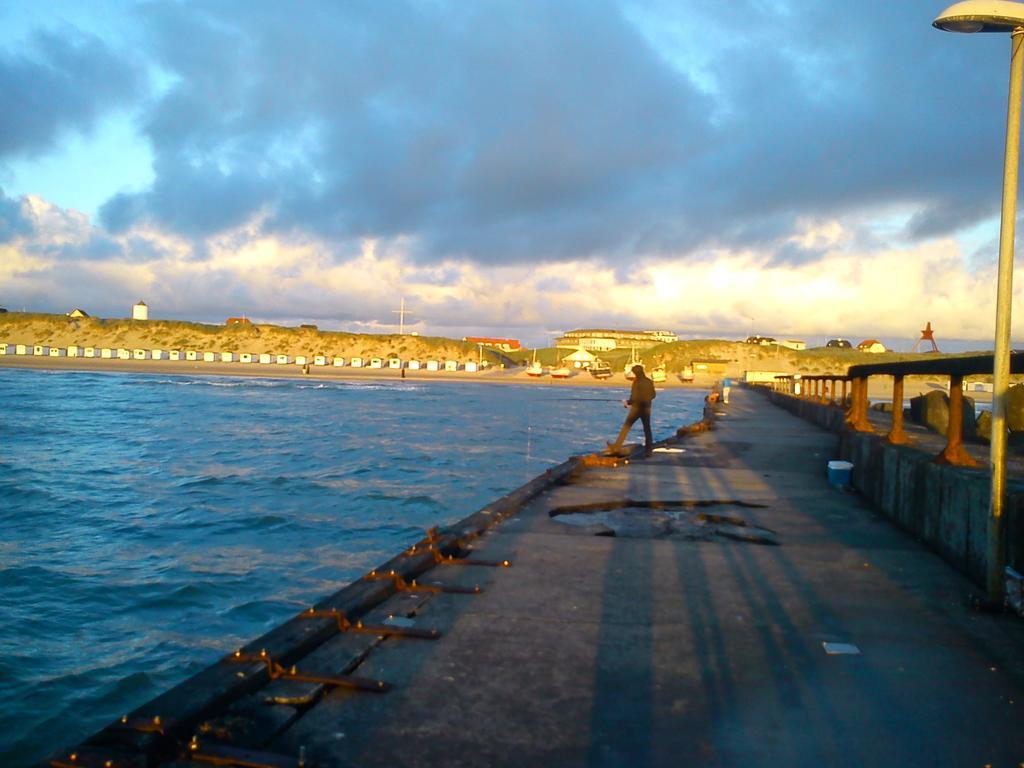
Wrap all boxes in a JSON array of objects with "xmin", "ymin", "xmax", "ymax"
[{"xmin": 934, "ymin": 0, "xmax": 1024, "ymax": 605}]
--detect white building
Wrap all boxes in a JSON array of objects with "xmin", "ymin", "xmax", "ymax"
[{"xmin": 132, "ymin": 300, "xmax": 148, "ymax": 321}]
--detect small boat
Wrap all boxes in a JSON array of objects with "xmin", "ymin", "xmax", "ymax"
[
  {"xmin": 526, "ymin": 350, "xmax": 544, "ymax": 377},
  {"xmin": 624, "ymin": 346, "xmax": 640, "ymax": 379},
  {"xmin": 650, "ymin": 364, "xmax": 667, "ymax": 384},
  {"xmin": 550, "ymin": 367, "xmax": 572, "ymax": 379},
  {"xmin": 589, "ymin": 359, "xmax": 612, "ymax": 379}
]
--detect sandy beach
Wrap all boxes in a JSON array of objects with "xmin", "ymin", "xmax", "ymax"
[{"xmin": 0, "ymin": 354, "xmax": 708, "ymax": 389}]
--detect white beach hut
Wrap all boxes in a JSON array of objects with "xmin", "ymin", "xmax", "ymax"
[
  {"xmin": 133, "ymin": 349, "xmax": 150, "ymax": 360},
  {"xmin": 151, "ymin": 349, "xmax": 165, "ymax": 360},
  {"xmin": 333, "ymin": 356, "xmax": 346, "ymax": 367},
  {"xmin": 169, "ymin": 350, "xmax": 183, "ymax": 361},
  {"xmin": 100, "ymin": 347, "xmax": 114, "ymax": 358},
  {"xmin": 67, "ymin": 345, "xmax": 81, "ymax": 358},
  {"xmin": 464, "ymin": 361, "xmax": 478, "ymax": 373},
  {"xmin": 221, "ymin": 352, "xmax": 235, "ymax": 363},
  {"xmin": 408, "ymin": 360, "xmax": 421, "ymax": 370},
  {"xmin": 0, "ymin": 343, "xmax": 9, "ymax": 355},
  {"xmin": 351, "ymin": 357, "xmax": 363, "ymax": 368},
  {"xmin": 203, "ymin": 351, "xmax": 217, "ymax": 362},
  {"xmin": 117, "ymin": 348, "xmax": 130, "ymax": 360},
  {"xmin": 33, "ymin": 345, "xmax": 48, "ymax": 356},
  {"xmin": 16, "ymin": 344, "xmax": 29, "ymax": 355},
  {"xmin": 84, "ymin": 347, "xmax": 96, "ymax": 358},
  {"xmin": 239, "ymin": 353, "xmax": 254, "ymax": 364},
  {"xmin": 276, "ymin": 354, "xmax": 292, "ymax": 365},
  {"xmin": 426, "ymin": 359, "xmax": 440, "ymax": 371},
  {"xmin": 314, "ymin": 355, "xmax": 327, "ymax": 366},
  {"xmin": 259, "ymin": 353, "xmax": 273, "ymax": 364},
  {"xmin": 444, "ymin": 360, "xmax": 459, "ymax": 372},
  {"xmin": 48, "ymin": 347, "xmax": 66, "ymax": 357},
  {"xmin": 369, "ymin": 357, "xmax": 383, "ymax": 368},
  {"xmin": 388, "ymin": 357, "xmax": 402, "ymax": 369},
  {"xmin": 185, "ymin": 350, "xmax": 199, "ymax": 361},
  {"xmin": 295, "ymin": 355, "xmax": 308, "ymax": 366}
]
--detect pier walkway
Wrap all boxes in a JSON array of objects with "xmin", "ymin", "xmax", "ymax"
[{"xmin": 52, "ymin": 388, "xmax": 1024, "ymax": 767}]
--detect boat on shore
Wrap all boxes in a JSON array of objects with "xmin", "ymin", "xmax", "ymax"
[
  {"xmin": 526, "ymin": 350, "xmax": 544, "ymax": 377},
  {"xmin": 651, "ymin": 364, "xmax": 667, "ymax": 384},
  {"xmin": 550, "ymin": 366, "xmax": 572, "ymax": 379},
  {"xmin": 624, "ymin": 346, "xmax": 640, "ymax": 380},
  {"xmin": 589, "ymin": 359, "xmax": 612, "ymax": 379}
]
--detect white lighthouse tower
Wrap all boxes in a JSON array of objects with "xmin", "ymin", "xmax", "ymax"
[{"xmin": 132, "ymin": 300, "xmax": 149, "ymax": 321}]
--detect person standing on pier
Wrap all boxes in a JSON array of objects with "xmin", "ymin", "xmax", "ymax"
[{"xmin": 607, "ymin": 364, "xmax": 656, "ymax": 454}]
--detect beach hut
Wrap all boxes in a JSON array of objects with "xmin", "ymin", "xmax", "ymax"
[
  {"xmin": 48, "ymin": 347, "xmax": 66, "ymax": 357},
  {"xmin": 238, "ymin": 353, "xmax": 254, "ymax": 363},
  {"xmin": 0, "ymin": 343, "xmax": 9, "ymax": 356},
  {"xmin": 464, "ymin": 361, "xmax": 478, "ymax": 373},
  {"xmin": 426, "ymin": 359, "xmax": 440, "ymax": 371},
  {"xmin": 314, "ymin": 355, "xmax": 327, "ymax": 366},
  {"xmin": 276, "ymin": 354, "xmax": 292, "ymax": 365},
  {"xmin": 151, "ymin": 349, "xmax": 165, "ymax": 360},
  {"xmin": 408, "ymin": 360, "xmax": 421, "ymax": 370},
  {"xmin": 133, "ymin": 349, "xmax": 149, "ymax": 360},
  {"xmin": 333, "ymin": 356, "xmax": 346, "ymax": 367},
  {"xmin": 351, "ymin": 357, "xmax": 364, "ymax": 368},
  {"xmin": 33, "ymin": 345, "xmax": 48, "ymax": 356},
  {"xmin": 259, "ymin": 353, "xmax": 273, "ymax": 364},
  {"xmin": 220, "ymin": 352, "xmax": 235, "ymax": 363},
  {"xmin": 84, "ymin": 347, "xmax": 96, "ymax": 358},
  {"xmin": 117, "ymin": 349, "xmax": 130, "ymax": 360},
  {"xmin": 387, "ymin": 357, "xmax": 402, "ymax": 369},
  {"xmin": 294, "ymin": 355, "xmax": 308, "ymax": 366},
  {"xmin": 99, "ymin": 347, "xmax": 113, "ymax": 358},
  {"xmin": 16, "ymin": 344, "xmax": 29, "ymax": 355},
  {"xmin": 169, "ymin": 350, "xmax": 182, "ymax": 361},
  {"xmin": 203, "ymin": 352, "xmax": 217, "ymax": 362},
  {"xmin": 444, "ymin": 360, "xmax": 459, "ymax": 372},
  {"xmin": 369, "ymin": 357, "xmax": 383, "ymax": 368},
  {"xmin": 67, "ymin": 345, "xmax": 80, "ymax": 358},
  {"xmin": 185, "ymin": 350, "xmax": 199, "ymax": 361}
]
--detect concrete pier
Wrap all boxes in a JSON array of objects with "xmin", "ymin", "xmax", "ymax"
[{"xmin": 46, "ymin": 388, "xmax": 1024, "ymax": 767}]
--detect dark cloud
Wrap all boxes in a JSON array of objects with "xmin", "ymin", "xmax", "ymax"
[
  {"xmin": 75, "ymin": 0, "xmax": 1024, "ymax": 264},
  {"xmin": 0, "ymin": 187, "xmax": 34, "ymax": 242},
  {"xmin": 0, "ymin": 27, "xmax": 146, "ymax": 158}
]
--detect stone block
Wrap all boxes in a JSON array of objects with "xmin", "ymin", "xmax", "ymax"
[{"xmin": 909, "ymin": 390, "xmax": 976, "ymax": 439}]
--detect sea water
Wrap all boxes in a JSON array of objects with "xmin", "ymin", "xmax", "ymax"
[{"xmin": 0, "ymin": 368, "xmax": 704, "ymax": 765}]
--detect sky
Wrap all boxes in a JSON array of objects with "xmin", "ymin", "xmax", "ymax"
[{"xmin": 0, "ymin": 0, "xmax": 1022, "ymax": 350}]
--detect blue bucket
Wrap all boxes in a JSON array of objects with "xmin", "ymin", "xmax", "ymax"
[{"xmin": 827, "ymin": 460, "xmax": 853, "ymax": 486}]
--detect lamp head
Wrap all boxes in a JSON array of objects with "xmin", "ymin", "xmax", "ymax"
[{"xmin": 934, "ymin": 1, "xmax": 1024, "ymax": 33}]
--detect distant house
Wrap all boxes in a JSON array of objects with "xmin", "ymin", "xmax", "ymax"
[
  {"xmin": 68, "ymin": 308, "xmax": 90, "ymax": 319},
  {"xmin": 132, "ymin": 300, "xmax": 148, "ymax": 321},
  {"xmin": 857, "ymin": 339, "xmax": 887, "ymax": 354},
  {"xmin": 463, "ymin": 336, "xmax": 522, "ymax": 352},
  {"xmin": 745, "ymin": 335, "xmax": 776, "ymax": 345},
  {"xmin": 825, "ymin": 338, "xmax": 853, "ymax": 349},
  {"xmin": 778, "ymin": 340, "xmax": 807, "ymax": 351},
  {"xmin": 226, "ymin": 317, "xmax": 251, "ymax": 325},
  {"xmin": 561, "ymin": 348, "xmax": 597, "ymax": 368}
]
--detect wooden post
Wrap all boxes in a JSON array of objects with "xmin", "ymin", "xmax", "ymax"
[
  {"xmin": 935, "ymin": 374, "xmax": 979, "ymax": 467},
  {"xmin": 887, "ymin": 374, "xmax": 910, "ymax": 445},
  {"xmin": 841, "ymin": 377, "xmax": 848, "ymax": 407}
]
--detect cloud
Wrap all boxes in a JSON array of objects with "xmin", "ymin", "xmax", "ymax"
[
  {"xmin": 0, "ymin": 192, "xmax": 1015, "ymax": 347},
  {"xmin": 0, "ymin": 26, "xmax": 146, "ymax": 159},
  {"xmin": 0, "ymin": 187, "xmax": 34, "ymax": 242}
]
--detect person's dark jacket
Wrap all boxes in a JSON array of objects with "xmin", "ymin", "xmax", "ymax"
[{"xmin": 628, "ymin": 374, "xmax": 656, "ymax": 406}]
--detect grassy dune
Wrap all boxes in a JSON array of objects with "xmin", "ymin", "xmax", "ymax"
[{"xmin": 0, "ymin": 313, "xmax": 508, "ymax": 364}]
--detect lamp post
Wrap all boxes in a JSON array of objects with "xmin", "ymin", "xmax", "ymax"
[{"xmin": 934, "ymin": 0, "xmax": 1024, "ymax": 604}]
